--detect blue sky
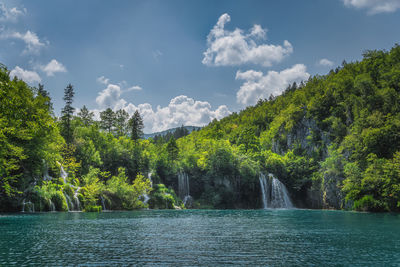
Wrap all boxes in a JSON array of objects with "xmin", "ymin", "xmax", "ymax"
[{"xmin": 1, "ymin": 0, "xmax": 400, "ymax": 133}]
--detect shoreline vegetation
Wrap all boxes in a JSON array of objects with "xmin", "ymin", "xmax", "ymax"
[{"xmin": 1, "ymin": 45, "xmax": 400, "ymax": 213}]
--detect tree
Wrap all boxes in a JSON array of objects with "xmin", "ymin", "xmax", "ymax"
[
  {"xmin": 61, "ymin": 84, "xmax": 75, "ymax": 144},
  {"xmin": 100, "ymin": 108, "xmax": 115, "ymax": 133},
  {"xmin": 115, "ymin": 109, "xmax": 129, "ymax": 137},
  {"xmin": 37, "ymin": 83, "xmax": 53, "ymax": 112},
  {"xmin": 166, "ymin": 136, "xmax": 179, "ymax": 161},
  {"xmin": 129, "ymin": 110, "xmax": 144, "ymax": 141},
  {"xmin": 78, "ymin": 105, "xmax": 94, "ymax": 126}
]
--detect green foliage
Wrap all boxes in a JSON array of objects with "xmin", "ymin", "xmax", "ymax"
[
  {"xmin": 105, "ymin": 168, "xmax": 152, "ymax": 210},
  {"xmin": 77, "ymin": 105, "xmax": 94, "ymax": 126},
  {"xmin": 129, "ymin": 110, "xmax": 144, "ymax": 141},
  {"xmin": 148, "ymin": 184, "xmax": 181, "ymax": 209},
  {"xmin": 85, "ymin": 205, "xmax": 102, "ymax": 212},
  {"xmin": 81, "ymin": 167, "xmax": 104, "ymax": 208},
  {"xmin": 61, "ymin": 84, "xmax": 75, "ymax": 144},
  {"xmin": 100, "ymin": 108, "xmax": 115, "ymax": 133},
  {"xmin": 2, "ymin": 44, "xmax": 400, "ymax": 212}
]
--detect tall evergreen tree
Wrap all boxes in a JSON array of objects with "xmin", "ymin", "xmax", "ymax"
[
  {"xmin": 78, "ymin": 105, "xmax": 94, "ymax": 126},
  {"xmin": 129, "ymin": 110, "xmax": 144, "ymax": 141},
  {"xmin": 61, "ymin": 84, "xmax": 75, "ymax": 144},
  {"xmin": 115, "ymin": 109, "xmax": 129, "ymax": 137},
  {"xmin": 100, "ymin": 108, "xmax": 115, "ymax": 133},
  {"xmin": 37, "ymin": 83, "xmax": 53, "ymax": 112}
]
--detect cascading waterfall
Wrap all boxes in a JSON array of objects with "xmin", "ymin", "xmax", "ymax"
[
  {"xmin": 178, "ymin": 172, "xmax": 192, "ymax": 206},
  {"xmin": 58, "ymin": 163, "xmax": 81, "ymax": 211},
  {"xmin": 100, "ymin": 196, "xmax": 107, "ymax": 211},
  {"xmin": 49, "ymin": 199, "xmax": 56, "ymax": 212},
  {"xmin": 259, "ymin": 173, "xmax": 270, "ymax": 208},
  {"xmin": 64, "ymin": 193, "xmax": 73, "ymax": 211},
  {"xmin": 60, "ymin": 165, "xmax": 68, "ymax": 184},
  {"xmin": 22, "ymin": 199, "xmax": 35, "ymax": 213},
  {"xmin": 73, "ymin": 187, "xmax": 81, "ymax": 211},
  {"xmin": 259, "ymin": 173, "xmax": 294, "ymax": 209},
  {"xmin": 43, "ymin": 160, "xmax": 52, "ymax": 181}
]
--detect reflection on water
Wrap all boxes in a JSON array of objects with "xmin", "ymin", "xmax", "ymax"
[{"xmin": 0, "ymin": 210, "xmax": 399, "ymax": 266}]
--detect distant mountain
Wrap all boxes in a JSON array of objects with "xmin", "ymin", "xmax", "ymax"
[{"xmin": 143, "ymin": 126, "xmax": 201, "ymax": 139}]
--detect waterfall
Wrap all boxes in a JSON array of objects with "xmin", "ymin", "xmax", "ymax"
[
  {"xmin": 43, "ymin": 160, "xmax": 52, "ymax": 181},
  {"xmin": 73, "ymin": 187, "xmax": 81, "ymax": 211},
  {"xmin": 259, "ymin": 173, "xmax": 270, "ymax": 209},
  {"xmin": 22, "ymin": 199, "xmax": 35, "ymax": 213},
  {"xmin": 49, "ymin": 199, "xmax": 55, "ymax": 212},
  {"xmin": 58, "ymin": 163, "xmax": 81, "ymax": 211},
  {"xmin": 100, "ymin": 196, "xmax": 107, "ymax": 211},
  {"xmin": 60, "ymin": 165, "xmax": 68, "ymax": 184},
  {"xmin": 178, "ymin": 172, "xmax": 193, "ymax": 206},
  {"xmin": 259, "ymin": 173, "xmax": 294, "ymax": 209},
  {"xmin": 64, "ymin": 193, "xmax": 73, "ymax": 211}
]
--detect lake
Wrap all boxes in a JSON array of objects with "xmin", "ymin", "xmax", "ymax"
[{"xmin": 1, "ymin": 209, "xmax": 399, "ymax": 266}]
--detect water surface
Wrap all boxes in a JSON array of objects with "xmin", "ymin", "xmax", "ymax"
[{"xmin": 1, "ymin": 209, "xmax": 399, "ymax": 266}]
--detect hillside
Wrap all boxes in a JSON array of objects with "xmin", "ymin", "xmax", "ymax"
[
  {"xmin": 175, "ymin": 45, "xmax": 400, "ymax": 211},
  {"xmin": 143, "ymin": 126, "xmax": 201, "ymax": 139},
  {"xmin": 1, "ymin": 45, "xmax": 400, "ymax": 212}
]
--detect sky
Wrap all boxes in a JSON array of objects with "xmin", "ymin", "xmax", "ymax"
[{"xmin": 1, "ymin": 0, "xmax": 400, "ymax": 133}]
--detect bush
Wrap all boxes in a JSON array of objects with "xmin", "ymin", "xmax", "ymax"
[
  {"xmin": 84, "ymin": 205, "xmax": 102, "ymax": 212},
  {"xmin": 353, "ymin": 195, "xmax": 387, "ymax": 212}
]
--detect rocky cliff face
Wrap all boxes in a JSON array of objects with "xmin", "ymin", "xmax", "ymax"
[{"xmin": 271, "ymin": 114, "xmax": 346, "ymax": 209}]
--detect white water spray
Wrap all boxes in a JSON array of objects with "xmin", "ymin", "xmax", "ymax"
[
  {"xmin": 178, "ymin": 172, "xmax": 193, "ymax": 207},
  {"xmin": 259, "ymin": 173, "xmax": 294, "ymax": 209}
]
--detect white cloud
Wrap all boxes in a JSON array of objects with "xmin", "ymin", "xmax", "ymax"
[
  {"xmin": 342, "ymin": 0, "xmax": 400, "ymax": 14},
  {"xmin": 41, "ymin": 59, "xmax": 67, "ymax": 76},
  {"xmin": 0, "ymin": 3, "xmax": 26, "ymax": 22},
  {"xmin": 318, "ymin": 58, "xmax": 334, "ymax": 67},
  {"xmin": 9, "ymin": 66, "xmax": 41, "ymax": 84},
  {"xmin": 0, "ymin": 30, "xmax": 47, "ymax": 54},
  {"xmin": 202, "ymin": 13, "xmax": 293, "ymax": 67},
  {"xmin": 94, "ymin": 86, "xmax": 230, "ymax": 132},
  {"xmin": 123, "ymin": 95, "xmax": 231, "ymax": 133},
  {"xmin": 96, "ymin": 83, "xmax": 125, "ymax": 108},
  {"xmin": 236, "ymin": 64, "xmax": 310, "ymax": 105},
  {"xmin": 96, "ymin": 75, "xmax": 110, "ymax": 85},
  {"xmin": 126, "ymin": 85, "xmax": 142, "ymax": 91}
]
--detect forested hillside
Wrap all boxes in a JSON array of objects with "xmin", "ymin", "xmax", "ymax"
[{"xmin": 1, "ymin": 45, "xmax": 400, "ymax": 212}]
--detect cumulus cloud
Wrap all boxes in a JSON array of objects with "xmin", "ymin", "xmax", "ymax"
[
  {"xmin": 41, "ymin": 59, "xmax": 67, "ymax": 76},
  {"xmin": 123, "ymin": 95, "xmax": 231, "ymax": 133},
  {"xmin": 96, "ymin": 83, "xmax": 126, "ymax": 109},
  {"xmin": 94, "ymin": 85, "xmax": 230, "ymax": 132},
  {"xmin": 9, "ymin": 66, "xmax": 41, "ymax": 84},
  {"xmin": 0, "ymin": 3, "xmax": 26, "ymax": 22},
  {"xmin": 342, "ymin": 0, "xmax": 400, "ymax": 14},
  {"xmin": 0, "ymin": 30, "xmax": 47, "ymax": 54},
  {"xmin": 202, "ymin": 13, "xmax": 293, "ymax": 67},
  {"xmin": 318, "ymin": 58, "xmax": 334, "ymax": 67},
  {"xmin": 236, "ymin": 64, "xmax": 310, "ymax": 105}
]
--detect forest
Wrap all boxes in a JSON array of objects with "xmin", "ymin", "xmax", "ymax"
[{"xmin": 1, "ymin": 45, "xmax": 400, "ymax": 212}]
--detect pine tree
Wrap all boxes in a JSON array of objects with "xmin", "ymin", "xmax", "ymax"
[
  {"xmin": 129, "ymin": 110, "xmax": 144, "ymax": 141},
  {"xmin": 37, "ymin": 83, "xmax": 53, "ymax": 112},
  {"xmin": 166, "ymin": 136, "xmax": 179, "ymax": 161},
  {"xmin": 115, "ymin": 109, "xmax": 129, "ymax": 137},
  {"xmin": 61, "ymin": 84, "xmax": 75, "ymax": 144},
  {"xmin": 77, "ymin": 105, "xmax": 94, "ymax": 126},
  {"xmin": 100, "ymin": 108, "xmax": 115, "ymax": 133}
]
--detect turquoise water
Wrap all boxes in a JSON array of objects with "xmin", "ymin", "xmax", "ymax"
[{"xmin": 0, "ymin": 209, "xmax": 399, "ymax": 266}]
